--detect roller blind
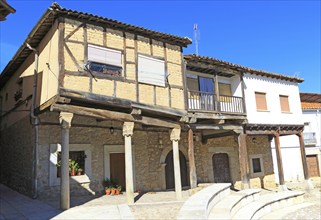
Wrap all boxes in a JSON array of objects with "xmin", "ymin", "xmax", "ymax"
[
  {"xmin": 88, "ymin": 44, "xmax": 122, "ymax": 67},
  {"xmin": 255, "ymin": 92, "xmax": 267, "ymax": 111},
  {"xmin": 218, "ymin": 83, "xmax": 232, "ymax": 96},
  {"xmin": 138, "ymin": 55, "xmax": 165, "ymax": 87},
  {"xmin": 279, "ymin": 95, "xmax": 290, "ymax": 112}
]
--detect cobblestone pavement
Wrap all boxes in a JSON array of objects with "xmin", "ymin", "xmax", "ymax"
[
  {"xmin": 130, "ymin": 190, "xmax": 190, "ymax": 220},
  {"xmin": 283, "ymin": 178, "xmax": 321, "ymax": 220}
]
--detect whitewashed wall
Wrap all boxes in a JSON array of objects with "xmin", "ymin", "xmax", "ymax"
[
  {"xmin": 303, "ymin": 109, "xmax": 321, "ymax": 147},
  {"xmin": 271, "ymin": 109, "xmax": 321, "ymax": 183},
  {"xmin": 243, "ymin": 74, "xmax": 303, "ymax": 125}
]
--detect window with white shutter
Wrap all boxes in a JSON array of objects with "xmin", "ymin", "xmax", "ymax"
[
  {"xmin": 138, "ymin": 55, "xmax": 165, "ymax": 87},
  {"xmin": 87, "ymin": 44, "xmax": 122, "ymax": 76}
]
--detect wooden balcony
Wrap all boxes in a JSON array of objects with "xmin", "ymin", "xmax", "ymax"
[{"xmin": 188, "ymin": 90, "xmax": 245, "ymax": 114}]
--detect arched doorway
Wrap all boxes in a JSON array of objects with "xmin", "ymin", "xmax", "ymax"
[
  {"xmin": 165, "ymin": 150, "xmax": 189, "ymax": 189},
  {"xmin": 212, "ymin": 153, "xmax": 231, "ymax": 183}
]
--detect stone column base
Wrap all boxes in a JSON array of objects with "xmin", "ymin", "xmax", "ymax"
[{"xmin": 278, "ymin": 184, "xmax": 288, "ymax": 191}]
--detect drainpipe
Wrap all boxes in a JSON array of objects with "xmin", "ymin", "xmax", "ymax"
[{"xmin": 26, "ymin": 43, "xmax": 39, "ymax": 199}]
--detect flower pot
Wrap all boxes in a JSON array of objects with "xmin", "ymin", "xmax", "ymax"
[
  {"xmin": 70, "ymin": 170, "xmax": 76, "ymax": 176},
  {"xmin": 115, "ymin": 189, "xmax": 120, "ymax": 195},
  {"xmin": 111, "ymin": 188, "xmax": 116, "ymax": 195},
  {"xmin": 105, "ymin": 189, "xmax": 111, "ymax": 195}
]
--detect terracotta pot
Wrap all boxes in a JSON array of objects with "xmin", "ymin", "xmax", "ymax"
[
  {"xmin": 70, "ymin": 170, "xmax": 76, "ymax": 176},
  {"xmin": 77, "ymin": 171, "xmax": 82, "ymax": 176},
  {"xmin": 105, "ymin": 189, "xmax": 111, "ymax": 195},
  {"xmin": 111, "ymin": 188, "xmax": 116, "ymax": 195},
  {"xmin": 115, "ymin": 189, "xmax": 120, "ymax": 195}
]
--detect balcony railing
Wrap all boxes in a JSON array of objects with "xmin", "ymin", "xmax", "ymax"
[
  {"xmin": 188, "ymin": 90, "xmax": 245, "ymax": 114},
  {"xmin": 303, "ymin": 132, "xmax": 317, "ymax": 145}
]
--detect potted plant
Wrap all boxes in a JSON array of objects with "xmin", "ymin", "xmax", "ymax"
[
  {"xmin": 116, "ymin": 185, "xmax": 122, "ymax": 195},
  {"xmin": 69, "ymin": 159, "xmax": 79, "ymax": 176},
  {"xmin": 105, "ymin": 187, "xmax": 112, "ymax": 195},
  {"xmin": 77, "ymin": 168, "xmax": 83, "ymax": 176},
  {"xmin": 111, "ymin": 187, "xmax": 117, "ymax": 195}
]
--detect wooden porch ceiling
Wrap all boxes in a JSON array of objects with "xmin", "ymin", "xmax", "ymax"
[{"xmin": 244, "ymin": 124, "xmax": 304, "ymax": 135}]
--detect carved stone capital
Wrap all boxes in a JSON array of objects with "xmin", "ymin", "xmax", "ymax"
[
  {"xmin": 59, "ymin": 112, "xmax": 73, "ymax": 129},
  {"xmin": 123, "ymin": 122, "xmax": 134, "ymax": 137},
  {"xmin": 170, "ymin": 128, "xmax": 181, "ymax": 141}
]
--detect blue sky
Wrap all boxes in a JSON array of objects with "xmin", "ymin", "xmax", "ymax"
[{"xmin": 0, "ymin": 0, "xmax": 320, "ymax": 93}]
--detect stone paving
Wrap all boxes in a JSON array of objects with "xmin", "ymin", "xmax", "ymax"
[{"xmin": 1, "ymin": 179, "xmax": 320, "ymax": 220}]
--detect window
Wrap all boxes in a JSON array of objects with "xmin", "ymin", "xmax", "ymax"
[
  {"xmin": 249, "ymin": 154, "xmax": 264, "ymax": 177},
  {"xmin": 279, "ymin": 95, "xmax": 290, "ymax": 112},
  {"xmin": 255, "ymin": 92, "xmax": 267, "ymax": 111},
  {"xmin": 57, "ymin": 151, "xmax": 86, "ymax": 177},
  {"xmin": 138, "ymin": 54, "xmax": 165, "ymax": 87},
  {"xmin": 87, "ymin": 44, "xmax": 122, "ymax": 76},
  {"xmin": 49, "ymin": 144, "xmax": 92, "ymax": 186},
  {"xmin": 218, "ymin": 83, "xmax": 232, "ymax": 96}
]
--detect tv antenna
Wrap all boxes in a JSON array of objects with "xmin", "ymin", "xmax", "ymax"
[{"xmin": 194, "ymin": 24, "xmax": 199, "ymax": 55}]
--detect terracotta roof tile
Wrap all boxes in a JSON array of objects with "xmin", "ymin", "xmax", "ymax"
[
  {"xmin": 301, "ymin": 102, "xmax": 321, "ymax": 109},
  {"xmin": 184, "ymin": 54, "xmax": 304, "ymax": 83}
]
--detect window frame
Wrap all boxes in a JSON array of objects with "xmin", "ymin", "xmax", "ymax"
[
  {"xmin": 255, "ymin": 92, "xmax": 268, "ymax": 111},
  {"xmin": 49, "ymin": 144, "xmax": 92, "ymax": 186},
  {"xmin": 87, "ymin": 44, "xmax": 123, "ymax": 76},
  {"xmin": 279, "ymin": 95, "xmax": 291, "ymax": 113},
  {"xmin": 249, "ymin": 154, "xmax": 264, "ymax": 177},
  {"xmin": 137, "ymin": 54, "xmax": 166, "ymax": 87}
]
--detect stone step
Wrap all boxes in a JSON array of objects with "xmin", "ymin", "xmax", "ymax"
[
  {"xmin": 232, "ymin": 191, "xmax": 304, "ymax": 220},
  {"xmin": 177, "ymin": 183, "xmax": 231, "ymax": 220},
  {"xmin": 259, "ymin": 202, "xmax": 314, "ymax": 219},
  {"xmin": 208, "ymin": 189, "xmax": 261, "ymax": 219}
]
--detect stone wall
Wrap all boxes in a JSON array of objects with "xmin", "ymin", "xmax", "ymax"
[
  {"xmin": 0, "ymin": 115, "xmax": 34, "ymax": 196},
  {"xmin": 36, "ymin": 112, "xmax": 276, "ymax": 198}
]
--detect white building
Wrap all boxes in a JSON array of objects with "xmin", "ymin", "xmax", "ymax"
[{"xmin": 270, "ymin": 93, "xmax": 321, "ymax": 182}]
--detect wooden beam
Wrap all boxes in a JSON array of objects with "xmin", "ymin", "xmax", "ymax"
[
  {"xmin": 238, "ymin": 132, "xmax": 249, "ymax": 189},
  {"xmin": 188, "ymin": 112, "xmax": 247, "ymax": 120},
  {"xmin": 274, "ymin": 132, "xmax": 285, "ymax": 185},
  {"xmin": 202, "ymin": 131, "xmax": 234, "ymax": 140},
  {"xmin": 59, "ymin": 87, "xmax": 132, "ymax": 109},
  {"xmin": 134, "ymin": 34, "xmax": 139, "ymax": 102},
  {"xmin": 188, "ymin": 128, "xmax": 197, "ymax": 189},
  {"xmin": 297, "ymin": 131, "xmax": 310, "ymax": 180},
  {"xmin": 58, "ymin": 17, "xmax": 65, "ymax": 89},
  {"xmin": 50, "ymin": 104, "xmax": 180, "ymax": 128},
  {"xmin": 190, "ymin": 124, "xmax": 243, "ymax": 131},
  {"xmin": 240, "ymin": 74, "xmax": 247, "ymax": 114}
]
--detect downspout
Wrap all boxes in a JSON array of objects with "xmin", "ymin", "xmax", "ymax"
[{"xmin": 25, "ymin": 43, "xmax": 39, "ymax": 199}]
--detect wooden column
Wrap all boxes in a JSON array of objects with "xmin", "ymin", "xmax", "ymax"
[
  {"xmin": 297, "ymin": 131, "xmax": 314, "ymax": 190},
  {"xmin": 170, "ymin": 128, "xmax": 182, "ymax": 200},
  {"xmin": 123, "ymin": 122, "xmax": 135, "ymax": 204},
  {"xmin": 188, "ymin": 128, "xmax": 197, "ymax": 189},
  {"xmin": 297, "ymin": 131, "xmax": 310, "ymax": 180},
  {"xmin": 59, "ymin": 112, "xmax": 73, "ymax": 210},
  {"xmin": 274, "ymin": 131, "xmax": 285, "ymax": 187},
  {"xmin": 214, "ymin": 74, "xmax": 220, "ymax": 111},
  {"xmin": 238, "ymin": 132, "xmax": 250, "ymax": 189}
]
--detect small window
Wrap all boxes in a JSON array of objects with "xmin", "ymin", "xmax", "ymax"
[
  {"xmin": 219, "ymin": 83, "xmax": 232, "ymax": 102},
  {"xmin": 279, "ymin": 95, "xmax": 290, "ymax": 112},
  {"xmin": 57, "ymin": 151, "xmax": 86, "ymax": 177},
  {"xmin": 138, "ymin": 54, "xmax": 165, "ymax": 87},
  {"xmin": 255, "ymin": 92, "xmax": 267, "ymax": 111},
  {"xmin": 87, "ymin": 44, "xmax": 122, "ymax": 76},
  {"xmin": 249, "ymin": 154, "xmax": 264, "ymax": 177}
]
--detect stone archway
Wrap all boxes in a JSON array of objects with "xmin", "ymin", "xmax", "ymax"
[
  {"xmin": 159, "ymin": 147, "xmax": 189, "ymax": 190},
  {"xmin": 165, "ymin": 150, "xmax": 189, "ymax": 189}
]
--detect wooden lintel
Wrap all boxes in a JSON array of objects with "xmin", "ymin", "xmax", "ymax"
[
  {"xmin": 59, "ymin": 87, "xmax": 132, "ymax": 109},
  {"xmin": 50, "ymin": 104, "xmax": 180, "ymax": 129},
  {"xmin": 189, "ymin": 112, "xmax": 247, "ymax": 120},
  {"xmin": 202, "ymin": 131, "xmax": 235, "ymax": 140},
  {"xmin": 190, "ymin": 124, "xmax": 243, "ymax": 131},
  {"xmin": 130, "ymin": 108, "xmax": 141, "ymax": 115}
]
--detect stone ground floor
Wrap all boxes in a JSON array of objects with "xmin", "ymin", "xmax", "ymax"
[{"xmin": 1, "ymin": 179, "xmax": 320, "ymax": 220}]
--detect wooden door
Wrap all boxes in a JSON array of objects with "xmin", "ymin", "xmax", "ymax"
[
  {"xmin": 165, "ymin": 150, "xmax": 189, "ymax": 189},
  {"xmin": 110, "ymin": 153, "xmax": 126, "ymax": 188},
  {"xmin": 307, "ymin": 155, "xmax": 320, "ymax": 177},
  {"xmin": 213, "ymin": 153, "xmax": 231, "ymax": 183}
]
